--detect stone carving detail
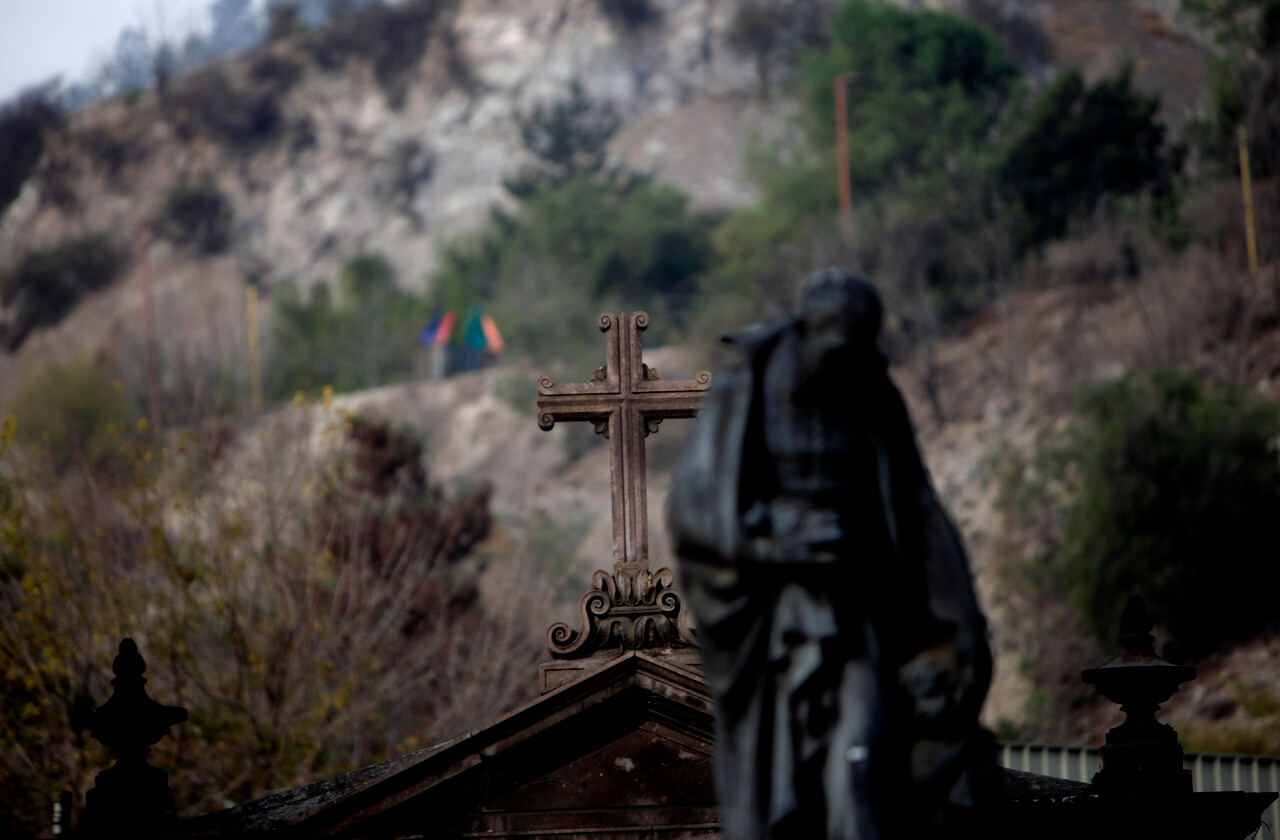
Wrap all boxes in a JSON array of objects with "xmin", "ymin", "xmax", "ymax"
[
  {"xmin": 547, "ymin": 565, "xmax": 696, "ymax": 659},
  {"xmin": 535, "ymin": 311, "xmax": 709, "ymax": 659}
]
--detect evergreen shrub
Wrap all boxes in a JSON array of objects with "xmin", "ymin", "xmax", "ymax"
[
  {"xmin": 0, "ymin": 235, "xmax": 123, "ymax": 351},
  {"xmin": 1015, "ymin": 369, "xmax": 1280, "ymax": 657},
  {"xmin": 156, "ymin": 183, "xmax": 233, "ymax": 255},
  {"xmin": 7, "ymin": 357, "xmax": 132, "ymax": 470}
]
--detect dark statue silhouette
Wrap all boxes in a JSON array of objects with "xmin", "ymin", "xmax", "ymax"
[{"xmin": 668, "ymin": 268, "xmax": 995, "ymax": 839}]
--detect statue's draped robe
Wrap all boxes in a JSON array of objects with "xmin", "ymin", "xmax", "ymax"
[{"xmin": 668, "ymin": 324, "xmax": 994, "ymax": 840}]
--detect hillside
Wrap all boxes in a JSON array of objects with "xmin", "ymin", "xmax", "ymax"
[
  {"xmin": 0, "ymin": 0, "xmax": 795, "ymax": 406},
  {"xmin": 7, "ymin": 0, "xmax": 1272, "ymax": 758},
  {"xmin": 191, "ymin": 248, "xmax": 1277, "ymax": 744},
  {"xmin": 0, "ymin": 0, "xmax": 1209, "ymax": 404},
  {"xmin": 11, "ymin": 4, "xmax": 1280, "ymax": 830}
]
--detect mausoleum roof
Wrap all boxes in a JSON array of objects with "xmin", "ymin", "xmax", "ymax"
[{"xmin": 168, "ymin": 649, "xmax": 714, "ymax": 838}]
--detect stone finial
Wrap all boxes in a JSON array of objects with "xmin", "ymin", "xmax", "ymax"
[
  {"xmin": 1082, "ymin": 596, "xmax": 1196, "ymax": 794},
  {"xmin": 76, "ymin": 638, "xmax": 187, "ymax": 837}
]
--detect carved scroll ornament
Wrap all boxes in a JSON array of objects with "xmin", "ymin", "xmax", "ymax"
[{"xmin": 547, "ymin": 565, "xmax": 696, "ymax": 659}]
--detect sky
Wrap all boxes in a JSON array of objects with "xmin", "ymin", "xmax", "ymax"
[{"xmin": 0, "ymin": 0, "xmax": 216, "ymax": 102}]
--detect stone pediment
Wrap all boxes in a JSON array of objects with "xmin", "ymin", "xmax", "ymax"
[{"xmin": 173, "ymin": 651, "xmax": 717, "ymax": 839}]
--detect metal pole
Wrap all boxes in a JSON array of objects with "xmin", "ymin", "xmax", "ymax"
[
  {"xmin": 135, "ymin": 222, "xmax": 162, "ymax": 434},
  {"xmin": 1238, "ymin": 124, "xmax": 1259, "ymax": 275},
  {"xmin": 246, "ymin": 282, "xmax": 262, "ymax": 411},
  {"xmin": 835, "ymin": 73, "xmax": 854, "ymax": 238}
]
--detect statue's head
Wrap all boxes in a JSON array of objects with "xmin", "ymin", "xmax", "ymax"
[{"xmin": 796, "ymin": 267, "xmax": 882, "ymax": 374}]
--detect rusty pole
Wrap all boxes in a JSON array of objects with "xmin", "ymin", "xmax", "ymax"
[
  {"xmin": 1238, "ymin": 124, "xmax": 1259, "ymax": 276},
  {"xmin": 835, "ymin": 73, "xmax": 855, "ymax": 238},
  {"xmin": 246, "ymin": 282, "xmax": 262, "ymax": 411},
  {"xmin": 135, "ymin": 222, "xmax": 162, "ymax": 434}
]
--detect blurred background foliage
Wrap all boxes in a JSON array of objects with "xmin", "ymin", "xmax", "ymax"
[
  {"xmin": 994, "ymin": 369, "xmax": 1280, "ymax": 660},
  {"xmin": 0, "ymin": 235, "xmax": 124, "ymax": 353},
  {"xmin": 1183, "ymin": 0, "xmax": 1280, "ymax": 180},
  {"xmin": 423, "ymin": 79, "xmax": 712, "ymax": 377},
  {"xmin": 5, "ymin": 0, "xmax": 1280, "ymax": 832},
  {"xmin": 8, "ymin": 358, "xmax": 133, "ymax": 471},
  {"xmin": 0, "ymin": 407, "xmax": 544, "ymax": 837},
  {"xmin": 268, "ymin": 254, "xmax": 430, "ymax": 399},
  {"xmin": 0, "ymin": 0, "xmax": 1230, "ymax": 384},
  {"xmin": 414, "ymin": 0, "xmax": 1181, "ymax": 374}
]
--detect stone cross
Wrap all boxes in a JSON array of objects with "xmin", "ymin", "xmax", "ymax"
[
  {"xmin": 537, "ymin": 311, "xmax": 711, "ymax": 570},
  {"xmin": 536, "ymin": 312, "xmax": 710, "ymax": 658}
]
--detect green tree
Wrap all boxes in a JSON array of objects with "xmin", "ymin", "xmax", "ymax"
[
  {"xmin": 705, "ymin": 0, "xmax": 1022, "ymax": 329},
  {"xmin": 1038, "ymin": 369, "xmax": 1280, "ymax": 657},
  {"xmin": 800, "ymin": 0, "xmax": 1020, "ymax": 195},
  {"xmin": 503, "ymin": 80, "xmax": 623, "ymax": 198},
  {"xmin": 998, "ymin": 64, "xmax": 1178, "ymax": 250},
  {"xmin": 1183, "ymin": 0, "xmax": 1280, "ymax": 178},
  {"xmin": 430, "ymin": 83, "xmax": 711, "ymax": 372},
  {"xmin": 433, "ymin": 174, "xmax": 710, "ymax": 371},
  {"xmin": 268, "ymin": 254, "xmax": 428, "ymax": 399}
]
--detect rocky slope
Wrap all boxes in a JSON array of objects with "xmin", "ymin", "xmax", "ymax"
[
  {"xmin": 199, "ymin": 250, "xmax": 1280, "ymax": 738},
  {"xmin": 4, "ymin": 0, "xmax": 1254, "ymax": 738},
  {"xmin": 0, "ymin": 0, "xmax": 1208, "ymax": 404},
  {"xmin": 0, "ymin": 0, "xmax": 797, "ymax": 404}
]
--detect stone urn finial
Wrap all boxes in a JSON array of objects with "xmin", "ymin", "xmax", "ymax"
[
  {"xmin": 1082, "ymin": 596, "xmax": 1196, "ymax": 794},
  {"xmin": 76, "ymin": 638, "xmax": 187, "ymax": 837}
]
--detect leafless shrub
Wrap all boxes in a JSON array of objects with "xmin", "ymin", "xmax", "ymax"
[
  {"xmin": 1185, "ymin": 176, "xmax": 1280, "ymax": 276},
  {"xmin": 0, "ymin": 406, "xmax": 543, "ymax": 834},
  {"xmin": 1041, "ymin": 207, "xmax": 1151, "ymax": 287}
]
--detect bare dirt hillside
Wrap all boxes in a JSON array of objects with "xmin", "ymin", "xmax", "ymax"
[
  {"xmin": 4, "ymin": 0, "xmax": 1255, "ymax": 741},
  {"xmin": 894, "ymin": 253, "xmax": 1280, "ymax": 737},
  {"xmin": 200, "ymin": 250, "xmax": 1280, "ymax": 740},
  {"xmin": 0, "ymin": 0, "xmax": 796, "ymax": 405},
  {"xmin": 200, "ymin": 344, "xmax": 700, "ymax": 642},
  {"xmin": 0, "ymin": 0, "xmax": 1208, "ymax": 406}
]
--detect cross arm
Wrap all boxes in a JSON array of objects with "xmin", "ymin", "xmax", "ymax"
[
  {"xmin": 631, "ymin": 390, "xmax": 709, "ymax": 420},
  {"xmin": 537, "ymin": 393, "xmax": 620, "ymax": 431}
]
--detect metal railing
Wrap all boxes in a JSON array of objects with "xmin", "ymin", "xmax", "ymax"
[{"xmin": 998, "ymin": 744, "xmax": 1280, "ymax": 840}]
